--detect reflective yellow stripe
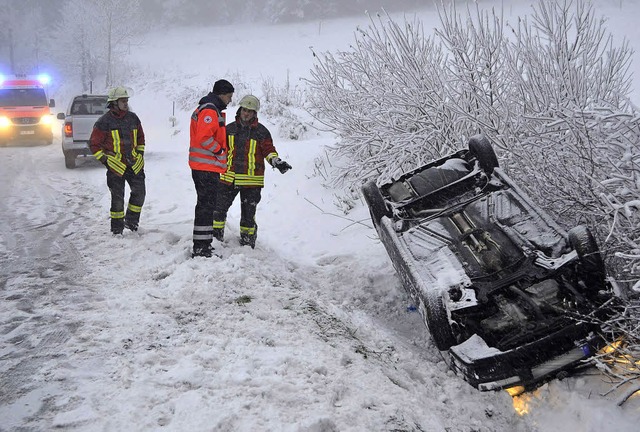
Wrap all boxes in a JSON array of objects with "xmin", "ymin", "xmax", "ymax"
[
  {"xmin": 234, "ymin": 173, "xmax": 265, "ymax": 187},
  {"xmin": 220, "ymin": 172, "xmax": 235, "ymax": 182},
  {"xmin": 266, "ymin": 152, "xmax": 278, "ymax": 162},
  {"xmin": 128, "ymin": 203, "xmax": 142, "ymax": 213},
  {"xmin": 247, "ymin": 139, "xmax": 257, "ymax": 176},
  {"xmin": 111, "ymin": 130, "xmax": 121, "ymax": 153},
  {"xmin": 227, "ymin": 135, "xmax": 235, "ymax": 171},
  {"xmin": 240, "ymin": 226, "xmax": 255, "ymax": 235},
  {"xmin": 132, "ymin": 155, "xmax": 144, "ymax": 174},
  {"xmin": 212, "ymin": 220, "xmax": 226, "ymax": 229},
  {"xmin": 110, "ymin": 211, "xmax": 125, "ymax": 219},
  {"xmin": 133, "ymin": 128, "xmax": 138, "ymax": 146},
  {"xmin": 107, "ymin": 156, "xmax": 127, "ymax": 175}
]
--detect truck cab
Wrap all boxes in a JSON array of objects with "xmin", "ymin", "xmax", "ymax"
[{"xmin": 0, "ymin": 74, "xmax": 55, "ymax": 145}]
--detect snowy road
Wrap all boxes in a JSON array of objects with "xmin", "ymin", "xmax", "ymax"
[
  {"xmin": 0, "ymin": 142, "xmax": 531, "ymax": 431},
  {"xmin": 1, "ymin": 127, "xmax": 639, "ymax": 432}
]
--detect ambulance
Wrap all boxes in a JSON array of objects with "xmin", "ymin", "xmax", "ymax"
[{"xmin": 0, "ymin": 74, "xmax": 56, "ymax": 145}]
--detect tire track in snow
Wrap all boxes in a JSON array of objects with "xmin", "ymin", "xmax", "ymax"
[{"xmin": 0, "ymin": 145, "xmax": 106, "ymax": 428}]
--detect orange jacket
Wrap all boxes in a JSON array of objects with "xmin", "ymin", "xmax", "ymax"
[{"xmin": 189, "ymin": 93, "xmax": 228, "ymax": 173}]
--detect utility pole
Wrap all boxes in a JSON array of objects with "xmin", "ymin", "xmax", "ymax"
[{"xmin": 9, "ymin": 27, "xmax": 15, "ymax": 74}]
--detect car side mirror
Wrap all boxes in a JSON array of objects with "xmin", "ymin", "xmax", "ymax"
[
  {"xmin": 57, "ymin": 112, "xmax": 65, "ymax": 120},
  {"xmin": 49, "ymin": 99, "xmax": 55, "ymax": 108}
]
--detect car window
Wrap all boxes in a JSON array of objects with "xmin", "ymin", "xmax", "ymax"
[{"xmin": 70, "ymin": 97, "xmax": 108, "ymax": 115}]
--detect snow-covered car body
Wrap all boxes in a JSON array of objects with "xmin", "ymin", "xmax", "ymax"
[{"xmin": 362, "ymin": 135, "xmax": 615, "ymax": 391}]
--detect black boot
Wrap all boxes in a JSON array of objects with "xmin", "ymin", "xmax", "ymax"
[
  {"xmin": 124, "ymin": 220, "xmax": 139, "ymax": 231},
  {"xmin": 192, "ymin": 242, "xmax": 214, "ymax": 258},
  {"xmin": 239, "ymin": 233, "xmax": 256, "ymax": 249},
  {"xmin": 212, "ymin": 227, "xmax": 224, "ymax": 242},
  {"xmin": 111, "ymin": 218, "xmax": 125, "ymax": 235}
]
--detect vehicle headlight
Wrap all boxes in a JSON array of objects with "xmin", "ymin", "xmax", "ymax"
[
  {"xmin": 0, "ymin": 116, "xmax": 11, "ymax": 129},
  {"xmin": 40, "ymin": 114, "xmax": 53, "ymax": 125}
]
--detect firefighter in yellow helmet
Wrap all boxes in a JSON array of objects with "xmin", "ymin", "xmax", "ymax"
[
  {"xmin": 212, "ymin": 94, "xmax": 291, "ymax": 248},
  {"xmin": 90, "ymin": 86, "xmax": 146, "ymax": 234}
]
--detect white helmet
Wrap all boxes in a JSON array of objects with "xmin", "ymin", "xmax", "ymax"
[
  {"xmin": 107, "ymin": 86, "xmax": 130, "ymax": 102},
  {"xmin": 238, "ymin": 95, "xmax": 260, "ymax": 112}
]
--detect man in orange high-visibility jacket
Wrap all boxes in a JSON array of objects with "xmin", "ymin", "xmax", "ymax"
[
  {"xmin": 90, "ymin": 86, "xmax": 146, "ymax": 235},
  {"xmin": 189, "ymin": 79, "xmax": 234, "ymax": 257}
]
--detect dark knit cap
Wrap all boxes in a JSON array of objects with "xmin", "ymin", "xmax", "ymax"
[{"xmin": 212, "ymin": 79, "xmax": 235, "ymax": 95}]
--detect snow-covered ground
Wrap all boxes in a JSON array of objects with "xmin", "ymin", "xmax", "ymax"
[{"xmin": 2, "ymin": 1, "xmax": 640, "ymax": 431}]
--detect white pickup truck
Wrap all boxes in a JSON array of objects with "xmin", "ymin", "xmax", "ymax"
[{"xmin": 57, "ymin": 94, "xmax": 108, "ymax": 168}]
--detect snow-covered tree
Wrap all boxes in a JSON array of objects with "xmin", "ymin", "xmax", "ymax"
[
  {"xmin": 52, "ymin": 0, "xmax": 145, "ymax": 90},
  {"xmin": 307, "ymin": 0, "xmax": 640, "ymax": 296}
]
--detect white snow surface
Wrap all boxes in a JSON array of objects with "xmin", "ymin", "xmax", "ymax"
[{"xmin": 2, "ymin": 1, "xmax": 640, "ymax": 431}]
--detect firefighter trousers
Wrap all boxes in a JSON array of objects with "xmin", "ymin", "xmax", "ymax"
[
  {"xmin": 192, "ymin": 170, "xmax": 221, "ymax": 248},
  {"xmin": 212, "ymin": 183, "xmax": 262, "ymax": 241},
  {"xmin": 106, "ymin": 167, "xmax": 146, "ymax": 233}
]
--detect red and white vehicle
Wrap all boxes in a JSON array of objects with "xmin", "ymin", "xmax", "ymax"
[{"xmin": 0, "ymin": 74, "xmax": 55, "ymax": 145}]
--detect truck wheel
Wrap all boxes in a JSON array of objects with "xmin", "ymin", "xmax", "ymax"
[
  {"xmin": 468, "ymin": 134, "xmax": 499, "ymax": 174},
  {"xmin": 361, "ymin": 181, "xmax": 391, "ymax": 225},
  {"xmin": 568, "ymin": 225, "xmax": 606, "ymax": 292},
  {"xmin": 64, "ymin": 152, "xmax": 76, "ymax": 169},
  {"xmin": 422, "ymin": 290, "xmax": 457, "ymax": 351}
]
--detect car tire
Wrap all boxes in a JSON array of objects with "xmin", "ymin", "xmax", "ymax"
[
  {"xmin": 568, "ymin": 225, "xmax": 606, "ymax": 292},
  {"xmin": 64, "ymin": 152, "xmax": 76, "ymax": 169},
  {"xmin": 468, "ymin": 134, "xmax": 499, "ymax": 174},
  {"xmin": 361, "ymin": 181, "xmax": 391, "ymax": 225},
  {"xmin": 422, "ymin": 290, "xmax": 457, "ymax": 351}
]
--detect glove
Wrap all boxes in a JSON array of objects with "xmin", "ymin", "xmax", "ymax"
[
  {"xmin": 99, "ymin": 155, "xmax": 108, "ymax": 166},
  {"xmin": 271, "ymin": 157, "xmax": 292, "ymax": 174}
]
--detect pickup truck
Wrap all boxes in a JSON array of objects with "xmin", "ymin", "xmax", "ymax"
[{"xmin": 57, "ymin": 94, "xmax": 108, "ymax": 168}]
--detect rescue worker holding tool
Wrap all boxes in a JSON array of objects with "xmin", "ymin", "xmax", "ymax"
[
  {"xmin": 90, "ymin": 86, "xmax": 146, "ymax": 235},
  {"xmin": 190, "ymin": 79, "xmax": 235, "ymax": 258},
  {"xmin": 212, "ymin": 94, "xmax": 292, "ymax": 249}
]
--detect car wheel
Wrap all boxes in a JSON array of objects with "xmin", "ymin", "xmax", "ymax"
[
  {"xmin": 64, "ymin": 152, "xmax": 76, "ymax": 169},
  {"xmin": 468, "ymin": 134, "xmax": 499, "ymax": 174},
  {"xmin": 361, "ymin": 181, "xmax": 391, "ymax": 225},
  {"xmin": 422, "ymin": 290, "xmax": 457, "ymax": 351},
  {"xmin": 568, "ymin": 225, "xmax": 606, "ymax": 292}
]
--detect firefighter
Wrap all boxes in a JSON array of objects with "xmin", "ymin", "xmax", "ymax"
[
  {"xmin": 212, "ymin": 94, "xmax": 292, "ymax": 249},
  {"xmin": 190, "ymin": 79, "xmax": 235, "ymax": 258},
  {"xmin": 90, "ymin": 86, "xmax": 146, "ymax": 235}
]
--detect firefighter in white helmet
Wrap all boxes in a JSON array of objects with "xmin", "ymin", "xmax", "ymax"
[
  {"xmin": 90, "ymin": 86, "xmax": 146, "ymax": 235},
  {"xmin": 212, "ymin": 94, "xmax": 291, "ymax": 248}
]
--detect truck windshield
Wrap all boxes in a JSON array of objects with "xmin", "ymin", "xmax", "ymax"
[
  {"xmin": 71, "ymin": 97, "xmax": 108, "ymax": 115},
  {"xmin": 0, "ymin": 88, "xmax": 48, "ymax": 107}
]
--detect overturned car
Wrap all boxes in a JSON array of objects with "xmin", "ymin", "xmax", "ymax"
[{"xmin": 362, "ymin": 135, "xmax": 617, "ymax": 391}]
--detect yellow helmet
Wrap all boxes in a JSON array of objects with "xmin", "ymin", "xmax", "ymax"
[
  {"xmin": 107, "ymin": 86, "xmax": 130, "ymax": 102},
  {"xmin": 238, "ymin": 95, "xmax": 260, "ymax": 112}
]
